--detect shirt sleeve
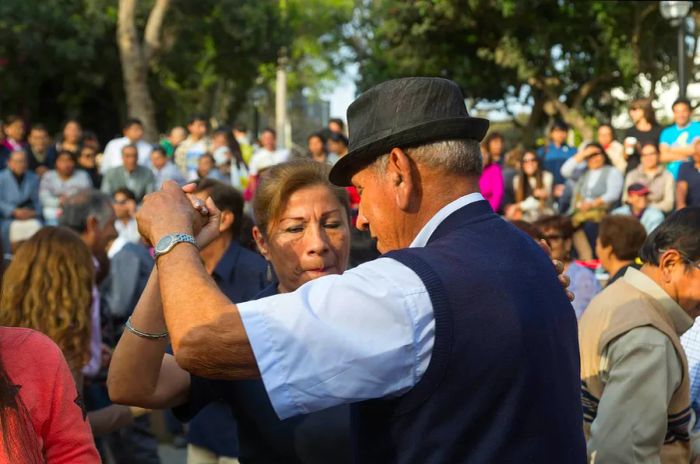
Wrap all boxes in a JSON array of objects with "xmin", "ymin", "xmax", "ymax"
[
  {"xmin": 600, "ymin": 168, "xmax": 624, "ymax": 205},
  {"xmin": 237, "ymin": 257, "xmax": 433, "ymax": 419},
  {"xmin": 588, "ymin": 327, "xmax": 682, "ymax": 464},
  {"xmin": 172, "ymin": 375, "xmax": 220, "ymax": 423},
  {"xmin": 560, "ymin": 156, "xmax": 585, "ymax": 179},
  {"xmin": 40, "ymin": 334, "xmax": 101, "ymax": 464}
]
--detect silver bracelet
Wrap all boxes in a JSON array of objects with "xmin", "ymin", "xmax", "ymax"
[{"xmin": 125, "ymin": 317, "xmax": 169, "ymax": 340}]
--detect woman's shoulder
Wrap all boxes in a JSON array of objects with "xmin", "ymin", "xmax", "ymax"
[{"xmin": 0, "ymin": 327, "xmax": 62, "ymax": 360}]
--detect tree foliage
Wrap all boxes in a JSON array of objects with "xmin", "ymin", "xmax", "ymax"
[{"xmin": 354, "ymin": 0, "xmax": 687, "ymax": 141}]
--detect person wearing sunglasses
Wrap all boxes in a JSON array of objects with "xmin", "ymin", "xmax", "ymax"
[
  {"xmin": 580, "ymin": 207, "xmax": 700, "ymax": 463},
  {"xmin": 561, "ymin": 142, "xmax": 624, "ymax": 260},
  {"xmin": 507, "ymin": 149, "xmax": 554, "ymax": 222}
]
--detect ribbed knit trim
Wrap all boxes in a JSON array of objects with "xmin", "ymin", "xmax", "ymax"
[{"xmin": 384, "ymin": 250, "xmax": 453, "ymax": 415}]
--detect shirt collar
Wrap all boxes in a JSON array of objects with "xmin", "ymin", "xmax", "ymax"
[
  {"xmin": 212, "ymin": 241, "xmax": 241, "ymax": 281},
  {"xmin": 623, "ymin": 267, "xmax": 694, "ymax": 335},
  {"xmin": 410, "ymin": 193, "xmax": 485, "ymax": 248}
]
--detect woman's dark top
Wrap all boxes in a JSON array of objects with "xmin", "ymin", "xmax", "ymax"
[
  {"xmin": 175, "ymin": 282, "xmax": 352, "ymax": 464},
  {"xmin": 624, "ymin": 125, "xmax": 663, "ymax": 173}
]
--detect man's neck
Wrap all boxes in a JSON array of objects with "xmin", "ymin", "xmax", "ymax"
[
  {"xmin": 551, "ymin": 141, "xmax": 564, "ymax": 148},
  {"xmin": 676, "ymin": 121, "xmax": 691, "ymax": 130},
  {"xmin": 57, "ymin": 171, "xmax": 72, "ymax": 180},
  {"xmin": 631, "ymin": 205, "xmax": 645, "ymax": 217},
  {"xmin": 201, "ymin": 234, "xmax": 232, "ymax": 274}
]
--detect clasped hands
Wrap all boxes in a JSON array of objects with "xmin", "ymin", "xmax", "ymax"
[{"xmin": 136, "ymin": 181, "xmax": 220, "ymax": 249}]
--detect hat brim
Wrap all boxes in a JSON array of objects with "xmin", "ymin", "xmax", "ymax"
[{"xmin": 329, "ymin": 116, "xmax": 489, "ymax": 186}]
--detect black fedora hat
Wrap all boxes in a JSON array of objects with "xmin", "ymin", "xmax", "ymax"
[{"xmin": 329, "ymin": 77, "xmax": 489, "ymax": 186}]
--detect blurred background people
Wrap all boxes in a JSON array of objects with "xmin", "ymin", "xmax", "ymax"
[
  {"xmin": 39, "ymin": 149, "xmax": 92, "ymax": 225},
  {"xmin": 507, "ymin": 149, "xmax": 553, "ymax": 222},
  {"xmin": 101, "ymin": 119, "xmax": 153, "ymax": 174},
  {"xmin": 677, "ymin": 139, "xmax": 700, "ymax": 210},
  {"xmin": 0, "ymin": 150, "xmax": 41, "ymax": 254},
  {"xmin": 612, "ymin": 183, "xmax": 664, "ymax": 234},
  {"xmin": 101, "ymin": 144, "xmax": 156, "ymax": 202}
]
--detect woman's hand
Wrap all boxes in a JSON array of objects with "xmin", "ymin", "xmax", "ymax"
[{"xmin": 182, "ymin": 183, "xmax": 222, "ymax": 249}]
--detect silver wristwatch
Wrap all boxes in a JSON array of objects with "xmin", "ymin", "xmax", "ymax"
[{"xmin": 154, "ymin": 233, "xmax": 198, "ymax": 258}]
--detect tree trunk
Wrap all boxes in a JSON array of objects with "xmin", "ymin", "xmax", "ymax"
[
  {"xmin": 522, "ymin": 89, "xmax": 546, "ymax": 146},
  {"xmin": 117, "ymin": 0, "xmax": 170, "ymax": 142}
]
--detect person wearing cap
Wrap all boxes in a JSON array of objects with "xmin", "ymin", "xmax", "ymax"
[
  {"xmin": 613, "ymin": 183, "xmax": 665, "ymax": 234},
  {"xmin": 134, "ymin": 77, "xmax": 585, "ymax": 462}
]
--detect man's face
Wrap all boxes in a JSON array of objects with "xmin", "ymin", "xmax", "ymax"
[
  {"xmin": 113, "ymin": 192, "xmax": 136, "ymax": 220},
  {"xmin": 188, "ymin": 120, "xmax": 207, "ymax": 139},
  {"xmin": 261, "ymin": 131, "xmax": 276, "ymax": 151},
  {"xmin": 78, "ymin": 148, "xmax": 96, "ymax": 168},
  {"xmin": 673, "ymin": 103, "xmax": 691, "ymax": 127},
  {"xmin": 124, "ymin": 124, "xmax": 144, "ymax": 142},
  {"xmin": 7, "ymin": 151, "xmax": 27, "ymax": 176},
  {"xmin": 5, "ymin": 120, "xmax": 24, "ymax": 141},
  {"xmin": 122, "ymin": 148, "xmax": 138, "ymax": 171},
  {"xmin": 551, "ymin": 128, "xmax": 567, "ymax": 145},
  {"xmin": 352, "ymin": 167, "xmax": 402, "ymax": 254},
  {"xmin": 55, "ymin": 154, "xmax": 75, "ymax": 177},
  {"xmin": 151, "ymin": 151, "xmax": 167, "ymax": 169},
  {"xmin": 28, "ymin": 129, "xmax": 49, "ymax": 153},
  {"xmin": 629, "ymin": 193, "xmax": 648, "ymax": 212}
]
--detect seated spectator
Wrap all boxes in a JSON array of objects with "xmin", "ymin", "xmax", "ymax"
[
  {"xmin": 101, "ymin": 144, "xmax": 156, "ymax": 202},
  {"xmin": 482, "ymin": 132, "xmax": 505, "ymax": 165},
  {"xmin": 160, "ymin": 126, "xmax": 187, "ymax": 158},
  {"xmin": 623, "ymin": 98, "xmax": 663, "ymax": 173},
  {"xmin": 580, "ymin": 208, "xmax": 700, "ymax": 463},
  {"xmin": 0, "ymin": 115, "xmax": 27, "ymax": 170},
  {"xmin": 660, "ymin": 98, "xmax": 700, "ymax": 180},
  {"xmin": 506, "ymin": 149, "xmax": 554, "ymax": 222},
  {"xmin": 0, "ymin": 150, "xmax": 41, "ymax": 254},
  {"xmin": 150, "ymin": 146, "xmax": 185, "ymax": 189},
  {"xmin": 537, "ymin": 120, "xmax": 576, "ymax": 201},
  {"xmin": 46, "ymin": 119, "xmax": 82, "ymax": 170},
  {"xmin": 248, "ymin": 128, "xmax": 290, "ymax": 179},
  {"xmin": 308, "ymin": 132, "xmax": 338, "ymax": 165},
  {"xmin": 188, "ymin": 153, "xmax": 226, "ymax": 182},
  {"xmin": 677, "ymin": 139, "xmax": 700, "ymax": 209},
  {"xmin": 535, "ymin": 215, "xmax": 601, "ymax": 319},
  {"xmin": 175, "ymin": 115, "xmax": 212, "ymax": 177},
  {"xmin": 39, "ymin": 150, "xmax": 92, "ymax": 225},
  {"xmin": 77, "ymin": 145, "xmax": 102, "ymax": 188},
  {"xmin": 622, "ymin": 142, "xmax": 675, "ymax": 214},
  {"xmin": 479, "ymin": 142, "xmax": 504, "ymax": 212},
  {"xmin": 26, "ymin": 124, "xmax": 52, "ymax": 176},
  {"xmin": 101, "ymin": 118, "xmax": 153, "ymax": 174},
  {"xmin": 597, "ymin": 123, "xmax": 626, "ymax": 173},
  {"xmin": 562, "ymin": 142, "xmax": 624, "ymax": 260},
  {"xmin": 595, "ymin": 215, "xmax": 646, "ymax": 286},
  {"xmin": 111, "ymin": 187, "xmax": 140, "ymax": 249},
  {"xmin": 501, "ymin": 147, "xmax": 521, "ymax": 206},
  {"xmin": 81, "ymin": 130, "xmax": 101, "ymax": 153},
  {"xmin": 0, "ymin": 327, "xmax": 100, "ymax": 462},
  {"xmin": 327, "ymin": 132, "xmax": 349, "ymax": 159},
  {"xmin": 612, "ymin": 183, "xmax": 665, "ymax": 234}
]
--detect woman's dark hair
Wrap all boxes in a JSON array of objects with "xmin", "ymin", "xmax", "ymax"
[
  {"xmin": 151, "ymin": 145, "xmax": 167, "ymax": 158},
  {"xmin": 307, "ymin": 132, "xmax": 327, "ymax": 155},
  {"xmin": 515, "ymin": 149, "xmax": 543, "ymax": 203},
  {"xmin": 630, "ymin": 98, "xmax": 658, "ymax": 125},
  {"xmin": 534, "ymin": 215, "xmax": 575, "ymax": 240},
  {"xmin": 214, "ymin": 126, "xmax": 244, "ymax": 166},
  {"xmin": 328, "ymin": 131, "xmax": 348, "ymax": 147},
  {"xmin": 193, "ymin": 179, "xmax": 245, "ymax": 239},
  {"xmin": 638, "ymin": 141, "xmax": 659, "ymax": 153},
  {"xmin": 481, "ymin": 132, "xmax": 504, "ymax": 156},
  {"xmin": 640, "ymin": 207, "xmax": 700, "ymax": 268},
  {"xmin": 585, "ymin": 142, "xmax": 612, "ymax": 166}
]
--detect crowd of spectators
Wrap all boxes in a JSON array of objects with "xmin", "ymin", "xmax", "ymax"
[{"xmin": 0, "ymin": 95, "xmax": 700, "ymax": 463}]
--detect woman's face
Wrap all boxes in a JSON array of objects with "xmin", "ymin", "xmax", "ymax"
[
  {"xmin": 542, "ymin": 227, "xmax": 571, "ymax": 261},
  {"xmin": 55, "ymin": 154, "xmax": 75, "ymax": 177},
  {"xmin": 255, "ymin": 185, "xmax": 351, "ymax": 293},
  {"xmin": 63, "ymin": 122, "xmax": 82, "ymax": 144},
  {"xmin": 640, "ymin": 144, "xmax": 660, "ymax": 170},
  {"xmin": 6, "ymin": 120, "xmax": 24, "ymax": 141},
  {"xmin": 586, "ymin": 150, "xmax": 605, "ymax": 170},
  {"xmin": 78, "ymin": 148, "xmax": 96, "ymax": 168},
  {"xmin": 522, "ymin": 152, "xmax": 539, "ymax": 176},
  {"xmin": 308, "ymin": 136, "xmax": 325, "ymax": 157},
  {"xmin": 488, "ymin": 137, "xmax": 503, "ymax": 157}
]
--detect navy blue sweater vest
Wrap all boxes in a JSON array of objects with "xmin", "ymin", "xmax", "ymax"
[{"xmin": 351, "ymin": 200, "xmax": 586, "ymax": 463}]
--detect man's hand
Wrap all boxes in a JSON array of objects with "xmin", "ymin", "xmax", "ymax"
[
  {"xmin": 137, "ymin": 181, "xmax": 200, "ymax": 246},
  {"xmin": 182, "ymin": 183, "xmax": 222, "ymax": 249},
  {"xmin": 12, "ymin": 208, "xmax": 36, "ymax": 220},
  {"xmin": 539, "ymin": 239, "xmax": 574, "ymax": 302}
]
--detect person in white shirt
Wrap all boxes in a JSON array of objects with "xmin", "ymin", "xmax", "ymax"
[
  {"xmin": 248, "ymin": 128, "xmax": 290, "ymax": 176},
  {"xmin": 174, "ymin": 115, "xmax": 212, "ymax": 178},
  {"xmin": 100, "ymin": 119, "xmax": 153, "ymax": 174}
]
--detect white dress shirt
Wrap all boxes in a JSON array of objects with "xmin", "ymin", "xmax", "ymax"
[
  {"xmin": 237, "ymin": 193, "xmax": 484, "ymax": 419},
  {"xmin": 101, "ymin": 137, "xmax": 153, "ymax": 174}
]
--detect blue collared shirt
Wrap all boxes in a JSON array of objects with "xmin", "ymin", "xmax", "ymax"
[
  {"xmin": 237, "ymin": 192, "xmax": 485, "ymax": 419},
  {"xmin": 681, "ymin": 321, "xmax": 700, "ymax": 431}
]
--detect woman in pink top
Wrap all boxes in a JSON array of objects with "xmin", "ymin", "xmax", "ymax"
[
  {"xmin": 479, "ymin": 135, "xmax": 505, "ymax": 212},
  {"xmin": 0, "ymin": 327, "xmax": 100, "ymax": 463}
]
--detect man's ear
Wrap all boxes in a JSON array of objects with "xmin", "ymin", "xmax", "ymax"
[
  {"xmin": 386, "ymin": 147, "xmax": 418, "ymax": 212},
  {"xmin": 252, "ymin": 226, "xmax": 270, "ymax": 260},
  {"xmin": 86, "ymin": 215, "xmax": 99, "ymax": 235},
  {"xmin": 219, "ymin": 211, "xmax": 234, "ymax": 234},
  {"xmin": 659, "ymin": 249, "xmax": 683, "ymax": 283}
]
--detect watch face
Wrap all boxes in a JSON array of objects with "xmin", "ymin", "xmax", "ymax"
[{"xmin": 156, "ymin": 235, "xmax": 174, "ymax": 253}]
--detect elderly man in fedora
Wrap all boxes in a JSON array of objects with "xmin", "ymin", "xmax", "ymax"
[{"xmin": 135, "ymin": 77, "xmax": 586, "ymax": 462}]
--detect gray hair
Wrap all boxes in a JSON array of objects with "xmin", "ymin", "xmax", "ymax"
[
  {"xmin": 372, "ymin": 139, "xmax": 483, "ymax": 177},
  {"xmin": 59, "ymin": 189, "xmax": 114, "ymax": 233},
  {"xmin": 121, "ymin": 143, "xmax": 138, "ymax": 155}
]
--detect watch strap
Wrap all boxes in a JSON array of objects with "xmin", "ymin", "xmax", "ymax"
[{"xmin": 154, "ymin": 233, "xmax": 198, "ymax": 258}]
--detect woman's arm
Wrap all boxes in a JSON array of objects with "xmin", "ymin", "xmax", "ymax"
[{"xmin": 107, "ymin": 267, "xmax": 191, "ymax": 409}]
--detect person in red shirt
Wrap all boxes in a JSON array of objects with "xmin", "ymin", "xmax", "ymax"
[{"xmin": 0, "ymin": 327, "xmax": 100, "ymax": 463}]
